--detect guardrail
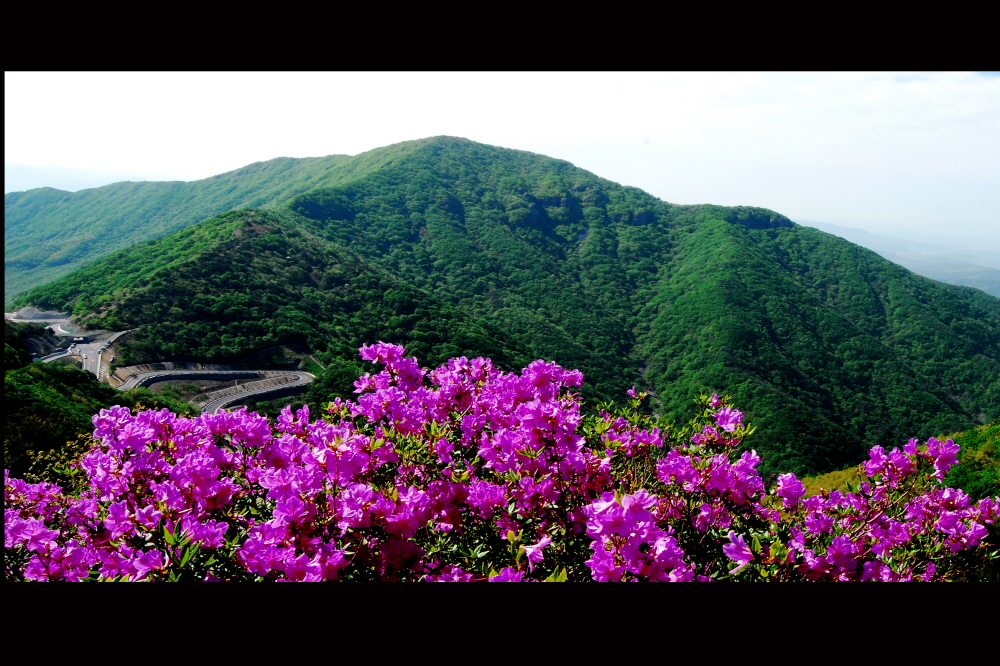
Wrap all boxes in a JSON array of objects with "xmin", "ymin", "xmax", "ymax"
[
  {"xmin": 201, "ymin": 372, "xmax": 314, "ymax": 414},
  {"xmin": 35, "ymin": 350, "xmax": 73, "ymax": 363},
  {"xmin": 194, "ymin": 374, "xmax": 296, "ymax": 405},
  {"xmin": 119, "ymin": 370, "xmax": 266, "ymax": 391},
  {"xmin": 95, "ymin": 330, "xmax": 132, "ymax": 383},
  {"xmin": 117, "ymin": 369, "xmax": 315, "ymax": 414},
  {"xmin": 34, "ymin": 330, "xmax": 315, "ymax": 414}
]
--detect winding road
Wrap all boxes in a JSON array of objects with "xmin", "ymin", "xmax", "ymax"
[
  {"xmin": 200, "ymin": 371, "xmax": 315, "ymax": 413},
  {"xmin": 117, "ymin": 368, "xmax": 315, "ymax": 413},
  {"xmin": 117, "ymin": 369, "xmax": 264, "ymax": 391},
  {"xmin": 30, "ymin": 326, "xmax": 315, "ymax": 413},
  {"xmin": 30, "ymin": 330, "xmax": 132, "ymax": 379}
]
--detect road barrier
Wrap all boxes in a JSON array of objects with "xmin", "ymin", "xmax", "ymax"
[{"xmin": 194, "ymin": 374, "xmax": 296, "ymax": 407}]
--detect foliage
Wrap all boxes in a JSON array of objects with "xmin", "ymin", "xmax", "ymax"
[
  {"xmin": 3, "ymin": 151, "xmax": 391, "ymax": 306},
  {"xmin": 14, "ymin": 209, "xmax": 530, "ymax": 377},
  {"xmin": 20, "ymin": 434, "xmax": 95, "ymax": 488},
  {"xmin": 800, "ymin": 467, "xmax": 864, "ymax": 498},
  {"xmin": 801, "ymin": 421, "xmax": 999, "ymax": 503},
  {"xmin": 5, "ymin": 345, "xmax": 997, "ymax": 582},
  {"xmin": 4, "ymin": 320, "xmax": 51, "ymax": 371}
]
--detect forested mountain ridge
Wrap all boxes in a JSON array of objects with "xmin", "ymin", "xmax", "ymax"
[
  {"xmin": 273, "ymin": 138, "xmax": 999, "ymax": 474},
  {"xmin": 3, "ymin": 149, "xmax": 432, "ymax": 306},
  {"xmin": 12, "ymin": 137, "xmax": 1000, "ymax": 477},
  {"xmin": 5, "ymin": 138, "xmax": 552, "ymax": 307}
]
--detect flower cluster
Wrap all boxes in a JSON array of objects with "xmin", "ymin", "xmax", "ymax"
[
  {"xmin": 766, "ymin": 442, "xmax": 998, "ymax": 582},
  {"xmin": 5, "ymin": 344, "xmax": 998, "ymax": 581}
]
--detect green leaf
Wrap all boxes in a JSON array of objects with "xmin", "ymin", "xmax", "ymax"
[{"xmin": 180, "ymin": 543, "xmax": 197, "ymax": 568}]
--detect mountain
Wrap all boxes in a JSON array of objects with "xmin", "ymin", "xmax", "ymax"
[
  {"xmin": 4, "ymin": 148, "xmax": 429, "ymax": 306},
  {"xmin": 11, "ymin": 137, "xmax": 1000, "ymax": 477},
  {"xmin": 4, "ymin": 319, "xmax": 198, "ymax": 479}
]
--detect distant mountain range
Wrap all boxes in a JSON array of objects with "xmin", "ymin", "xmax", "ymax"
[
  {"xmin": 801, "ymin": 221, "xmax": 1000, "ymax": 298},
  {"xmin": 5, "ymin": 162, "xmax": 170, "ymax": 197},
  {"xmin": 8, "ymin": 137, "xmax": 1000, "ymax": 477}
]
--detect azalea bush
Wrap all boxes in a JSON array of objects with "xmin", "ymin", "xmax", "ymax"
[{"xmin": 5, "ymin": 344, "xmax": 998, "ymax": 582}]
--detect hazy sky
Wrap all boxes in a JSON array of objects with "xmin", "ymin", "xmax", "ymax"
[{"xmin": 6, "ymin": 72, "xmax": 998, "ymax": 246}]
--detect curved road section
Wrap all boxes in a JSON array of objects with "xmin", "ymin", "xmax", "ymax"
[
  {"xmin": 34, "ymin": 330, "xmax": 133, "ymax": 377},
  {"xmin": 118, "ymin": 369, "xmax": 265, "ymax": 391},
  {"xmin": 201, "ymin": 371, "xmax": 315, "ymax": 414},
  {"xmin": 116, "ymin": 368, "xmax": 315, "ymax": 413},
  {"xmin": 117, "ymin": 369, "xmax": 315, "ymax": 414},
  {"xmin": 41, "ymin": 341, "xmax": 315, "ymax": 414}
]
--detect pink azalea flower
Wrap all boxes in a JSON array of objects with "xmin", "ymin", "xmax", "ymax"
[
  {"xmin": 722, "ymin": 531, "xmax": 753, "ymax": 573},
  {"xmin": 489, "ymin": 567, "xmax": 524, "ymax": 582},
  {"xmin": 775, "ymin": 473, "xmax": 807, "ymax": 508},
  {"xmin": 712, "ymin": 408, "xmax": 743, "ymax": 433},
  {"xmin": 522, "ymin": 535, "xmax": 553, "ymax": 571}
]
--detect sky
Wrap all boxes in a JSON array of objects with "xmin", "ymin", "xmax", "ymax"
[{"xmin": 6, "ymin": 71, "xmax": 999, "ymax": 249}]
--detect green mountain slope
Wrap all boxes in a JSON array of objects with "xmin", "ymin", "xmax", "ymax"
[
  {"xmin": 5, "ymin": 362, "xmax": 197, "ymax": 480},
  {"xmin": 635, "ymin": 219, "xmax": 997, "ymax": 473},
  {"xmin": 12, "ymin": 137, "xmax": 1000, "ymax": 477},
  {"xmin": 16, "ymin": 207, "xmax": 531, "ymax": 386},
  {"xmin": 4, "ymin": 148, "xmax": 448, "ymax": 306}
]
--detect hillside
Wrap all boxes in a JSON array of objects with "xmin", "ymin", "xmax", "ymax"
[
  {"xmin": 16, "ymin": 207, "xmax": 532, "ymax": 391},
  {"xmin": 12, "ymin": 137, "xmax": 1000, "ymax": 477},
  {"xmin": 4, "ymin": 361, "xmax": 197, "ymax": 481},
  {"xmin": 4, "ymin": 147, "xmax": 441, "ymax": 306},
  {"xmin": 280, "ymin": 138, "xmax": 1000, "ymax": 474}
]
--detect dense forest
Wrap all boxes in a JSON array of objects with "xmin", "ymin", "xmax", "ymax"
[
  {"xmin": 9, "ymin": 137, "xmax": 1000, "ymax": 477},
  {"xmin": 15, "ymin": 208, "xmax": 532, "ymax": 382},
  {"xmin": 943, "ymin": 420, "xmax": 1000, "ymax": 500},
  {"xmin": 4, "ymin": 319, "xmax": 49, "ymax": 369}
]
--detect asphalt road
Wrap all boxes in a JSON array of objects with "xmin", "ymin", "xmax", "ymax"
[
  {"xmin": 32, "ymin": 330, "xmax": 129, "ymax": 374},
  {"xmin": 116, "ymin": 368, "xmax": 315, "ymax": 413},
  {"xmin": 201, "ymin": 371, "xmax": 315, "ymax": 413},
  {"xmin": 117, "ymin": 369, "xmax": 265, "ymax": 390},
  {"xmin": 35, "ymin": 329, "xmax": 315, "ymax": 414}
]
